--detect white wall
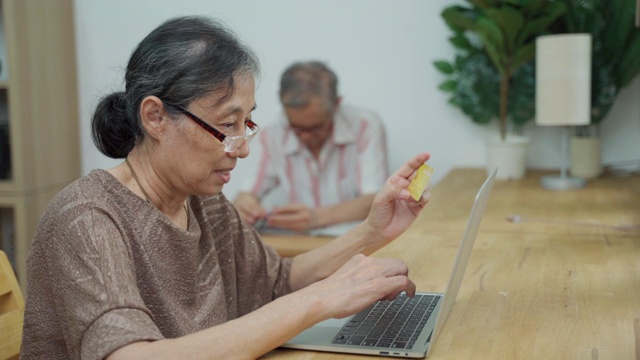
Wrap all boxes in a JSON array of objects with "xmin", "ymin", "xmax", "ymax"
[{"xmin": 74, "ymin": 0, "xmax": 640, "ymax": 199}]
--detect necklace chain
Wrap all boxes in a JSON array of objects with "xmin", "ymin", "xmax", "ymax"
[
  {"xmin": 125, "ymin": 158, "xmax": 189, "ymax": 227},
  {"xmin": 125, "ymin": 158, "xmax": 152, "ymax": 202}
]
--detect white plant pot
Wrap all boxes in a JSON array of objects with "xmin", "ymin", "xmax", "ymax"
[
  {"xmin": 486, "ymin": 135, "xmax": 529, "ymax": 180},
  {"xmin": 570, "ymin": 136, "xmax": 601, "ymax": 179}
]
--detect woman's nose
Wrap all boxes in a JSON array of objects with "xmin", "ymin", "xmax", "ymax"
[{"xmin": 228, "ymin": 140, "xmax": 250, "ymax": 158}]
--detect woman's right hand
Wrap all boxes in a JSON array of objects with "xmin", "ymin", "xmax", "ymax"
[{"xmin": 300, "ymin": 254, "xmax": 415, "ymax": 321}]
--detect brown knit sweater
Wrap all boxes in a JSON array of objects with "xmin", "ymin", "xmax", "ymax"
[{"xmin": 20, "ymin": 170, "xmax": 292, "ymax": 360}]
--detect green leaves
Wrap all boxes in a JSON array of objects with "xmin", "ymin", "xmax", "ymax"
[
  {"xmin": 449, "ymin": 33, "xmax": 472, "ymax": 49},
  {"xmin": 591, "ymin": 63, "xmax": 618, "ymax": 124},
  {"xmin": 433, "ymin": 60, "xmax": 454, "ymax": 75},
  {"xmin": 476, "ymin": 16, "xmax": 507, "ymax": 75},
  {"xmin": 511, "ymin": 42, "xmax": 536, "ymax": 73},
  {"xmin": 516, "ymin": 1, "xmax": 567, "ymax": 43},
  {"xmin": 439, "ymin": 80, "xmax": 458, "ymax": 92},
  {"xmin": 435, "ymin": 51, "xmax": 501, "ymax": 125},
  {"xmin": 434, "ymin": 1, "xmax": 563, "ymax": 137},
  {"xmin": 555, "ymin": 0, "xmax": 640, "ymax": 124},
  {"xmin": 618, "ymin": 29, "xmax": 640, "ymax": 87},
  {"xmin": 508, "ymin": 61, "xmax": 536, "ymax": 125},
  {"xmin": 442, "ymin": 6, "xmax": 478, "ymax": 32},
  {"xmin": 484, "ymin": 6, "xmax": 525, "ymax": 53}
]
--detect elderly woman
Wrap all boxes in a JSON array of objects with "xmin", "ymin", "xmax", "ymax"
[{"xmin": 21, "ymin": 16, "xmax": 431, "ymax": 360}]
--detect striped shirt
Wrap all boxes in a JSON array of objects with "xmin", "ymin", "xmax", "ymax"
[{"xmin": 243, "ymin": 103, "xmax": 388, "ymax": 207}]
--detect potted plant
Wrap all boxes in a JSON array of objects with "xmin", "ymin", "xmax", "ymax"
[
  {"xmin": 552, "ymin": 0, "xmax": 640, "ymax": 178},
  {"xmin": 434, "ymin": 0, "xmax": 565, "ymax": 179}
]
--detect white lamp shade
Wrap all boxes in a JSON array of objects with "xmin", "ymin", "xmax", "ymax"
[{"xmin": 535, "ymin": 34, "xmax": 592, "ymax": 126}]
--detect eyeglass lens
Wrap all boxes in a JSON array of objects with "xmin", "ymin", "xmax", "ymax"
[{"xmin": 223, "ymin": 121, "xmax": 260, "ymax": 152}]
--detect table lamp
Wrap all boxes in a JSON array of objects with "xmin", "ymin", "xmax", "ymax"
[{"xmin": 535, "ymin": 33, "xmax": 592, "ymax": 190}]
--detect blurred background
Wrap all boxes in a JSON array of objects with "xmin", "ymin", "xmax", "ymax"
[{"xmin": 74, "ymin": 0, "xmax": 639, "ymax": 197}]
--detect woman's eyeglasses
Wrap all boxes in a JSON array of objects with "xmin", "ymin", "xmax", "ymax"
[{"xmin": 166, "ymin": 103, "xmax": 260, "ymax": 153}]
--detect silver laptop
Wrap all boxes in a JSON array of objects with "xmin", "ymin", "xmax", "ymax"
[{"xmin": 281, "ymin": 168, "xmax": 497, "ymax": 358}]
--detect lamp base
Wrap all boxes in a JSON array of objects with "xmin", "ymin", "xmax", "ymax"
[{"xmin": 540, "ymin": 175, "xmax": 586, "ymax": 190}]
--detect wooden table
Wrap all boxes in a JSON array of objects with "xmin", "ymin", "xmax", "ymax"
[
  {"xmin": 262, "ymin": 168, "xmax": 640, "ymax": 359},
  {"xmin": 261, "ymin": 233, "xmax": 333, "ymax": 258}
]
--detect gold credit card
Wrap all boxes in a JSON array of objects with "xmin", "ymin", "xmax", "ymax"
[{"xmin": 408, "ymin": 163, "xmax": 434, "ymax": 201}]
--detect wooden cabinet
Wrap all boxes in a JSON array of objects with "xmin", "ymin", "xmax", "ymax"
[{"xmin": 0, "ymin": 0, "xmax": 80, "ymax": 287}]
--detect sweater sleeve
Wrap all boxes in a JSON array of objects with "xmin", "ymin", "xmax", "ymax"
[
  {"xmin": 23, "ymin": 201, "xmax": 163, "ymax": 360},
  {"xmin": 213, "ymin": 195, "xmax": 293, "ymax": 316}
]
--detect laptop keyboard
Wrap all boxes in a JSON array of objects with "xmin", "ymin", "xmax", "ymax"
[{"xmin": 331, "ymin": 293, "xmax": 440, "ymax": 349}]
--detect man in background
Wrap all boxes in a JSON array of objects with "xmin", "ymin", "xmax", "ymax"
[{"xmin": 233, "ymin": 61, "xmax": 388, "ymax": 232}]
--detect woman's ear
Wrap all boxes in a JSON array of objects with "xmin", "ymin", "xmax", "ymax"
[{"xmin": 139, "ymin": 96, "xmax": 167, "ymax": 139}]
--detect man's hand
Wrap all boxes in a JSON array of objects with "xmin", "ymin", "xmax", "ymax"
[
  {"xmin": 267, "ymin": 203, "xmax": 317, "ymax": 231},
  {"xmin": 233, "ymin": 192, "xmax": 268, "ymax": 225}
]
